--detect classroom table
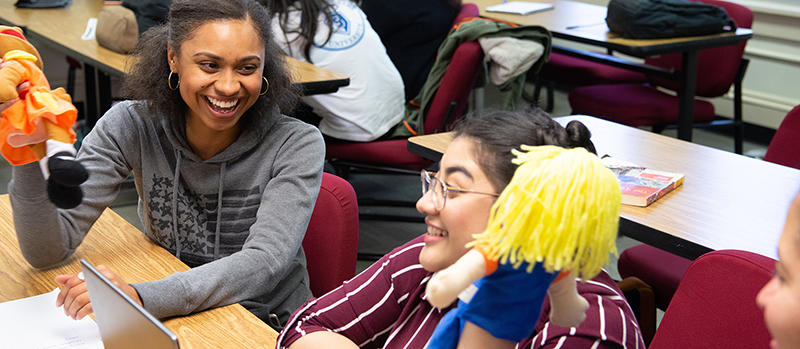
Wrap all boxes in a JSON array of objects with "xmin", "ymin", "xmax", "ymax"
[
  {"xmin": 0, "ymin": 195, "xmax": 279, "ymax": 348},
  {"xmin": 467, "ymin": 0, "xmax": 753, "ymax": 143},
  {"xmin": 407, "ymin": 115, "xmax": 800, "ymax": 261},
  {"xmin": 0, "ymin": 0, "xmax": 350, "ymax": 127}
]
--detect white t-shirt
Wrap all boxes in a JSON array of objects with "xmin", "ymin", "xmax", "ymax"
[{"xmin": 272, "ymin": 0, "xmax": 406, "ymax": 142}]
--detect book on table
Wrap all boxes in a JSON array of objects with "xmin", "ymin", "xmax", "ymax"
[
  {"xmin": 485, "ymin": 1, "xmax": 555, "ymax": 15},
  {"xmin": 601, "ymin": 156, "xmax": 685, "ymax": 207}
]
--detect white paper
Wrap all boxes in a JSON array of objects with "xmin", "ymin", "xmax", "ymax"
[
  {"xmin": 82, "ymin": 18, "xmax": 98, "ymax": 40},
  {"xmin": 0, "ymin": 289, "xmax": 104, "ymax": 349},
  {"xmin": 486, "ymin": 1, "xmax": 554, "ymax": 15}
]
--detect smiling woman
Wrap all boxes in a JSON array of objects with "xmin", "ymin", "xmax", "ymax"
[
  {"xmin": 8, "ymin": 0, "xmax": 324, "ymax": 332},
  {"xmin": 277, "ymin": 107, "xmax": 646, "ymax": 349},
  {"xmin": 167, "ymin": 19, "xmax": 266, "ymax": 159}
]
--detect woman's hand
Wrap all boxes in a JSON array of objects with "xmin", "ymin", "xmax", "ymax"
[{"xmin": 54, "ymin": 264, "xmax": 143, "ymax": 320}]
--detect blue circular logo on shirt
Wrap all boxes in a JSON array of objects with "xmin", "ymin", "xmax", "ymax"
[{"xmin": 314, "ymin": 2, "xmax": 365, "ymax": 51}]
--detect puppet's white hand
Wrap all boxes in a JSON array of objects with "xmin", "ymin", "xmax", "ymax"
[
  {"xmin": 547, "ymin": 272, "xmax": 589, "ymax": 328},
  {"xmin": 426, "ymin": 249, "xmax": 487, "ymax": 308}
]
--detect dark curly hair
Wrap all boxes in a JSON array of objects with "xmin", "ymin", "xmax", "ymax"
[
  {"xmin": 453, "ymin": 106, "xmax": 596, "ymax": 193},
  {"xmin": 121, "ymin": 0, "xmax": 301, "ymax": 131},
  {"xmin": 258, "ymin": 0, "xmax": 356, "ymax": 64}
]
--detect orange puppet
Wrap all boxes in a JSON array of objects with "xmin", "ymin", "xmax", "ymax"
[{"xmin": 0, "ymin": 26, "xmax": 88, "ymax": 208}]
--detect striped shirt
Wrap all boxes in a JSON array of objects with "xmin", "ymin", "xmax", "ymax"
[{"xmin": 278, "ymin": 236, "xmax": 645, "ymax": 349}]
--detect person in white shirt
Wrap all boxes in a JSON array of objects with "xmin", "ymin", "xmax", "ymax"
[{"xmin": 261, "ymin": 0, "xmax": 405, "ymax": 142}]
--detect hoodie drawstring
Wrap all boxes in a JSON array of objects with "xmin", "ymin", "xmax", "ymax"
[
  {"xmin": 172, "ymin": 149, "xmax": 183, "ymax": 260},
  {"xmin": 214, "ymin": 163, "xmax": 226, "ymax": 260}
]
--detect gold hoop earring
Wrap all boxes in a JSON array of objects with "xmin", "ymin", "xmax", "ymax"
[
  {"xmin": 168, "ymin": 71, "xmax": 180, "ymax": 91},
  {"xmin": 260, "ymin": 76, "xmax": 269, "ymax": 96}
]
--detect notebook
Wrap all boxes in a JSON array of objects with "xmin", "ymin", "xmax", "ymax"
[
  {"xmin": 81, "ymin": 260, "xmax": 180, "ymax": 349},
  {"xmin": 485, "ymin": 1, "xmax": 554, "ymax": 15}
]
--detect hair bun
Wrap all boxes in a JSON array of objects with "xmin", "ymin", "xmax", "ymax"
[{"xmin": 564, "ymin": 120, "xmax": 596, "ymax": 155}]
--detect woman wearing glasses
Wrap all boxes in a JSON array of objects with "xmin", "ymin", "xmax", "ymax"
[{"xmin": 277, "ymin": 107, "xmax": 646, "ymax": 349}]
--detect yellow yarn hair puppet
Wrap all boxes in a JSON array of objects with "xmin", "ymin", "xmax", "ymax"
[
  {"xmin": 0, "ymin": 26, "xmax": 88, "ymax": 208},
  {"xmin": 425, "ymin": 145, "xmax": 621, "ymax": 349}
]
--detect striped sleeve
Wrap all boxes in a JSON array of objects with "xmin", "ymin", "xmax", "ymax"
[
  {"xmin": 523, "ymin": 271, "xmax": 646, "ymax": 349},
  {"xmin": 278, "ymin": 236, "xmax": 431, "ymax": 349}
]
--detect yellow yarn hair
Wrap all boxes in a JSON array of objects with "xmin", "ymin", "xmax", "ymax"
[{"xmin": 469, "ymin": 145, "xmax": 621, "ymax": 279}]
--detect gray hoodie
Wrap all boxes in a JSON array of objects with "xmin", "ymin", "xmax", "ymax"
[{"xmin": 9, "ymin": 100, "xmax": 324, "ymax": 329}]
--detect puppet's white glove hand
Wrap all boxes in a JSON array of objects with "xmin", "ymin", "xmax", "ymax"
[
  {"xmin": 547, "ymin": 272, "xmax": 589, "ymax": 328},
  {"xmin": 426, "ymin": 249, "xmax": 487, "ymax": 308}
]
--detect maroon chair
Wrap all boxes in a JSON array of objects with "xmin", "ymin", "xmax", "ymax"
[
  {"xmin": 618, "ymin": 244, "xmax": 693, "ymax": 311},
  {"xmin": 763, "ymin": 104, "xmax": 800, "ymax": 170},
  {"xmin": 568, "ymin": 0, "xmax": 753, "ymax": 154},
  {"xmin": 325, "ymin": 4, "xmax": 483, "ymax": 175},
  {"xmin": 646, "ymin": 250, "xmax": 773, "ymax": 349},
  {"xmin": 302, "ymin": 173, "xmax": 359, "ymax": 297},
  {"xmin": 619, "ymin": 104, "xmax": 800, "ymax": 312},
  {"xmin": 526, "ymin": 51, "xmax": 648, "ymax": 112}
]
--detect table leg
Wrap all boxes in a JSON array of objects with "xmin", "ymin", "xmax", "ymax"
[
  {"xmin": 83, "ymin": 64, "xmax": 113, "ymax": 131},
  {"xmin": 677, "ymin": 51, "xmax": 699, "ymax": 141},
  {"xmin": 83, "ymin": 64, "xmax": 98, "ymax": 130},
  {"xmin": 98, "ymin": 71, "xmax": 113, "ymax": 120}
]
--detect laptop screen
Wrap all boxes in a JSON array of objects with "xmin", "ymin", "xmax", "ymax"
[{"xmin": 81, "ymin": 259, "xmax": 180, "ymax": 349}]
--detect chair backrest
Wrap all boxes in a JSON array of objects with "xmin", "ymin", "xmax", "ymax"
[
  {"xmin": 645, "ymin": 0, "xmax": 753, "ymax": 98},
  {"xmin": 302, "ymin": 172, "xmax": 359, "ymax": 297},
  {"xmin": 763, "ymin": 105, "xmax": 800, "ymax": 170},
  {"xmin": 648, "ymin": 250, "xmax": 774, "ymax": 349},
  {"xmin": 422, "ymin": 41, "xmax": 485, "ymax": 135},
  {"xmin": 422, "ymin": 4, "xmax": 484, "ymax": 136},
  {"xmin": 453, "ymin": 3, "xmax": 479, "ymax": 25}
]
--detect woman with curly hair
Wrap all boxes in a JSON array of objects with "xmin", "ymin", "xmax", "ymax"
[
  {"xmin": 7, "ymin": 0, "xmax": 322, "ymax": 331},
  {"xmin": 261, "ymin": 0, "xmax": 405, "ymax": 142}
]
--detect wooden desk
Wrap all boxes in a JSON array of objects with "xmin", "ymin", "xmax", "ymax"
[
  {"xmin": 468, "ymin": 0, "xmax": 753, "ymax": 143},
  {"xmin": 407, "ymin": 115, "xmax": 800, "ymax": 260},
  {"xmin": 0, "ymin": 195, "xmax": 278, "ymax": 348},
  {"xmin": 0, "ymin": 0, "xmax": 350, "ymax": 126}
]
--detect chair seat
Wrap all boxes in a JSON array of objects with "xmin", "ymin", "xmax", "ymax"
[
  {"xmin": 618, "ymin": 244, "xmax": 692, "ymax": 310},
  {"xmin": 540, "ymin": 52, "xmax": 647, "ymax": 86},
  {"xmin": 569, "ymin": 84, "xmax": 716, "ymax": 127},
  {"xmin": 326, "ymin": 139, "xmax": 433, "ymax": 171}
]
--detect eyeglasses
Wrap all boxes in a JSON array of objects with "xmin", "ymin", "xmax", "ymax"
[{"xmin": 420, "ymin": 169, "xmax": 500, "ymax": 211}]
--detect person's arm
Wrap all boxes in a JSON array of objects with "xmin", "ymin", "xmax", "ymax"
[
  {"xmin": 288, "ymin": 332, "xmax": 360, "ymax": 349},
  {"xmin": 130, "ymin": 121, "xmax": 325, "ymax": 319},
  {"xmin": 525, "ymin": 272, "xmax": 646, "ymax": 349},
  {"xmin": 10, "ymin": 102, "xmax": 137, "ymax": 267},
  {"xmin": 278, "ymin": 238, "xmax": 430, "ymax": 349}
]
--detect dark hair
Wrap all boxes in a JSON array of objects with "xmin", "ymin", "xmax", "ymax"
[
  {"xmin": 452, "ymin": 106, "xmax": 596, "ymax": 192},
  {"xmin": 121, "ymin": 0, "xmax": 300, "ymax": 131},
  {"xmin": 259, "ymin": 0, "xmax": 349, "ymax": 63},
  {"xmin": 442, "ymin": 0, "xmax": 463, "ymax": 12}
]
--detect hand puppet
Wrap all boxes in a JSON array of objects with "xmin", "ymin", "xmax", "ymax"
[
  {"xmin": 0, "ymin": 26, "xmax": 88, "ymax": 209},
  {"xmin": 425, "ymin": 145, "xmax": 621, "ymax": 349}
]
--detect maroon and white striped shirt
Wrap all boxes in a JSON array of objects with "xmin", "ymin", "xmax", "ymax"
[{"xmin": 278, "ymin": 236, "xmax": 645, "ymax": 349}]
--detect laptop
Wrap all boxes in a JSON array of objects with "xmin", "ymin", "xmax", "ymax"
[{"xmin": 81, "ymin": 259, "xmax": 180, "ymax": 349}]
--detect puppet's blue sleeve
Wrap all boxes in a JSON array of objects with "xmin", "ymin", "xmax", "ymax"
[{"xmin": 427, "ymin": 262, "xmax": 558, "ymax": 349}]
